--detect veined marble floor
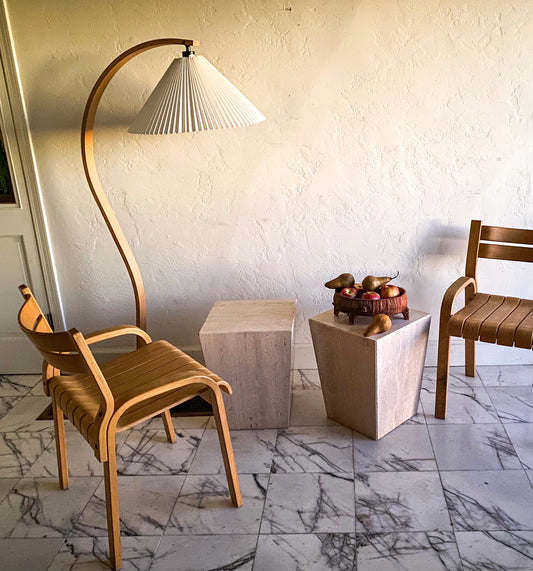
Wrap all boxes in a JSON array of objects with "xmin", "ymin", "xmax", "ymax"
[{"xmin": 0, "ymin": 365, "xmax": 533, "ymax": 570}]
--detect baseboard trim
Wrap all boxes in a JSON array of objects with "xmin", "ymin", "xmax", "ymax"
[
  {"xmin": 293, "ymin": 340, "xmax": 533, "ymax": 369},
  {"xmin": 81, "ymin": 339, "xmax": 533, "ymax": 372}
]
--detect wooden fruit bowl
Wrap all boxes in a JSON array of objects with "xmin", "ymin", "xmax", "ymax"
[{"xmin": 333, "ymin": 288, "xmax": 409, "ymax": 325}]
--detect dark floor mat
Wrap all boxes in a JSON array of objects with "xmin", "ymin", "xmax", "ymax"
[
  {"xmin": 37, "ymin": 396, "xmax": 212, "ymax": 421},
  {"xmin": 36, "ymin": 403, "xmax": 53, "ymax": 420}
]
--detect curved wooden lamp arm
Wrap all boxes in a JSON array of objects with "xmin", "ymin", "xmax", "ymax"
[{"xmin": 81, "ymin": 38, "xmax": 199, "ymax": 334}]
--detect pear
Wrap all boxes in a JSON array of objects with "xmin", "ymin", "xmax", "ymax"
[
  {"xmin": 361, "ymin": 271, "xmax": 399, "ymax": 292},
  {"xmin": 364, "ymin": 314, "xmax": 392, "ymax": 337},
  {"xmin": 324, "ymin": 273, "xmax": 355, "ymax": 289}
]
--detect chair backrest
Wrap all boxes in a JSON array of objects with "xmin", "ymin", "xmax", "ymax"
[
  {"xmin": 19, "ymin": 285, "xmax": 114, "ymax": 461},
  {"xmin": 465, "ymin": 220, "xmax": 533, "ymax": 280},
  {"xmin": 18, "ymin": 285, "xmax": 90, "ymax": 374}
]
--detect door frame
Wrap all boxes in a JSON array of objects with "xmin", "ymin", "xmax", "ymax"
[{"xmin": 0, "ymin": 1, "xmax": 64, "ymax": 332}]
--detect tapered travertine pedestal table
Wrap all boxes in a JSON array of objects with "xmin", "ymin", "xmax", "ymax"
[
  {"xmin": 200, "ymin": 300, "xmax": 296, "ymax": 429},
  {"xmin": 309, "ymin": 309, "xmax": 430, "ymax": 439}
]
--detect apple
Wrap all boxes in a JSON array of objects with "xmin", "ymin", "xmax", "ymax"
[
  {"xmin": 353, "ymin": 283, "xmax": 364, "ymax": 296},
  {"xmin": 340, "ymin": 287, "xmax": 358, "ymax": 299},
  {"xmin": 361, "ymin": 291, "xmax": 381, "ymax": 300},
  {"xmin": 380, "ymin": 284, "xmax": 400, "ymax": 298}
]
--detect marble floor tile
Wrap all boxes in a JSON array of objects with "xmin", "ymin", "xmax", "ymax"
[
  {"xmin": 487, "ymin": 387, "xmax": 533, "ymax": 423},
  {"xmin": 189, "ymin": 428, "xmax": 276, "ymax": 475},
  {"xmin": 455, "ymin": 530, "xmax": 533, "ymax": 571},
  {"xmin": 166, "ymin": 473, "xmax": 268, "ymax": 535},
  {"xmin": 152, "ymin": 535, "xmax": 256, "ymax": 571},
  {"xmin": 74, "ymin": 475, "xmax": 185, "ymax": 537},
  {"xmin": 423, "ymin": 367, "xmax": 484, "ymax": 389},
  {"xmin": 504, "ymin": 424, "xmax": 533, "ymax": 470},
  {"xmin": 0, "ymin": 375, "xmax": 41, "ymax": 397},
  {"xmin": 27, "ymin": 430, "xmax": 129, "ymax": 478},
  {"xmin": 118, "ymin": 429, "xmax": 203, "ymax": 475},
  {"xmin": 403, "ymin": 400, "xmax": 426, "ymax": 425},
  {"xmin": 356, "ymin": 531, "xmax": 462, "ymax": 571},
  {"xmin": 428, "ymin": 424, "xmax": 522, "ymax": 471},
  {"xmin": 49, "ymin": 536, "xmax": 159, "ymax": 571},
  {"xmin": 254, "ymin": 533, "xmax": 357, "ymax": 571},
  {"xmin": 0, "ymin": 537, "xmax": 64, "ymax": 571},
  {"xmin": 354, "ymin": 424, "xmax": 436, "ymax": 472},
  {"xmin": 292, "ymin": 369, "xmax": 321, "ymax": 390},
  {"xmin": 0, "ymin": 395, "xmax": 65, "ymax": 432},
  {"xmin": 29, "ymin": 381, "xmax": 47, "ymax": 396},
  {"xmin": 355, "ymin": 471, "xmax": 451, "ymax": 533},
  {"xmin": 0, "ymin": 477, "xmax": 101, "ymax": 538},
  {"xmin": 290, "ymin": 390, "xmax": 338, "ymax": 427},
  {"xmin": 4, "ymin": 367, "xmax": 533, "ymax": 570},
  {"xmin": 421, "ymin": 385, "xmax": 500, "ymax": 424},
  {"xmin": 441, "ymin": 470, "xmax": 533, "ymax": 531},
  {"xmin": 0, "ymin": 396, "xmax": 22, "ymax": 421},
  {"xmin": 261, "ymin": 473, "xmax": 355, "ymax": 534},
  {"xmin": 478, "ymin": 365, "xmax": 533, "ymax": 387},
  {"xmin": 272, "ymin": 426, "xmax": 353, "ymax": 473},
  {"xmin": 0, "ymin": 431, "xmax": 53, "ymax": 478},
  {"xmin": 0, "ymin": 478, "xmax": 20, "ymax": 503}
]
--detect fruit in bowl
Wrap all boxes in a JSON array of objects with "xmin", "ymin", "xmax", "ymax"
[
  {"xmin": 324, "ymin": 273, "xmax": 355, "ymax": 289},
  {"xmin": 380, "ymin": 284, "xmax": 400, "ymax": 298},
  {"xmin": 325, "ymin": 271, "xmax": 409, "ymax": 324},
  {"xmin": 361, "ymin": 291, "xmax": 380, "ymax": 300},
  {"xmin": 353, "ymin": 283, "xmax": 364, "ymax": 296},
  {"xmin": 340, "ymin": 287, "xmax": 358, "ymax": 299}
]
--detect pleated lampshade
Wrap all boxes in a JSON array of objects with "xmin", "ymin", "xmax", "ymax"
[{"xmin": 129, "ymin": 55, "xmax": 265, "ymax": 134}]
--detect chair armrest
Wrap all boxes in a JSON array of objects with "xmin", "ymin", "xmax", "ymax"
[
  {"xmin": 84, "ymin": 325, "xmax": 152, "ymax": 346},
  {"xmin": 440, "ymin": 276, "xmax": 477, "ymax": 321}
]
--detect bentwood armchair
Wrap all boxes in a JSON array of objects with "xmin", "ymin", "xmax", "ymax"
[
  {"xmin": 435, "ymin": 220, "xmax": 533, "ymax": 419},
  {"xmin": 17, "ymin": 285, "xmax": 241, "ymax": 570}
]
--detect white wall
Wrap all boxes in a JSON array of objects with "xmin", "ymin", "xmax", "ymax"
[{"xmin": 6, "ymin": 0, "xmax": 533, "ymax": 364}]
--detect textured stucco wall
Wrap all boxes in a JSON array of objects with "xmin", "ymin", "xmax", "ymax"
[{"xmin": 6, "ymin": 0, "xmax": 533, "ymax": 361}]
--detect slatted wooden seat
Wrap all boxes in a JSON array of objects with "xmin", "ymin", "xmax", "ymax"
[
  {"xmin": 17, "ymin": 285, "xmax": 241, "ymax": 570},
  {"xmin": 435, "ymin": 220, "xmax": 533, "ymax": 418}
]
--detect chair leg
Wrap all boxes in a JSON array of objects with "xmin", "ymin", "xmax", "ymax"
[
  {"xmin": 161, "ymin": 409, "xmax": 176, "ymax": 443},
  {"xmin": 465, "ymin": 339, "xmax": 476, "ymax": 377},
  {"xmin": 52, "ymin": 398, "xmax": 69, "ymax": 490},
  {"xmin": 210, "ymin": 390, "xmax": 242, "ymax": 507},
  {"xmin": 103, "ymin": 433, "xmax": 122, "ymax": 570},
  {"xmin": 435, "ymin": 332, "xmax": 451, "ymax": 419}
]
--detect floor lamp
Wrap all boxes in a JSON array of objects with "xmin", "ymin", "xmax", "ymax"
[
  {"xmin": 80, "ymin": 38, "xmax": 264, "ymax": 430},
  {"xmin": 81, "ymin": 37, "xmax": 265, "ymax": 337}
]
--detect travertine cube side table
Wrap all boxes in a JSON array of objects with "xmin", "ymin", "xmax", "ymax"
[
  {"xmin": 199, "ymin": 300, "xmax": 296, "ymax": 429},
  {"xmin": 309, "ymin": 309, "xmax": 430, "ymax": 439}
]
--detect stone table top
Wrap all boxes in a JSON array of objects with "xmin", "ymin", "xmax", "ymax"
[
  {"xmin": 200, "ymin": 299, "xmax": 296, "ymax": 334},
  {"xmin": 309, "ymin": 308, "xmax": 430, "ymax": 343}
]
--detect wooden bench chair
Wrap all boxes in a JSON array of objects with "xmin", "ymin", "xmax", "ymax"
[
  {"xmin": 17, "ymin": 285, "xmax": 241, "ymax": 570},
  {"xmin": 435, "ymin": 220, "xmax": 533, "ymax": 419}
]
